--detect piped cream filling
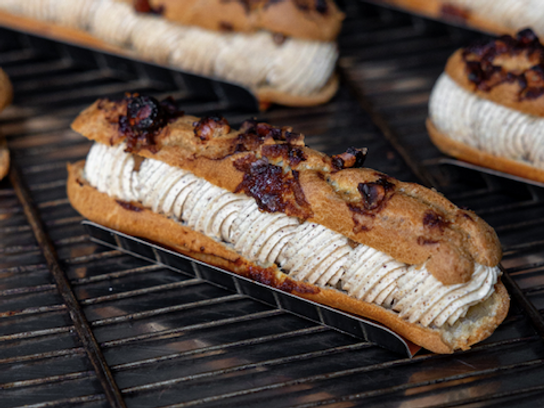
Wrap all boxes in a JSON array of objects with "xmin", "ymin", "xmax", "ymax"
[
  {"xmin": 83, "ymin": 142, "xmax": 501, "ymax": 328},
  {"xmin": 429, "ymin": 73, "xmax": 544, "ymax": 169},
  {"xmin": 0, "ymin": 0, "xmax": 338, "ymax": 97},
  {"xmin": 440, "ymin": 0, "xmax": 544, "ymax": 38}
]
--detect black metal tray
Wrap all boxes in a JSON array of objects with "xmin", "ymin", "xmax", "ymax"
[{"xmin": 83, "ymin": 221, "xmax": 419, "ymax": 358}]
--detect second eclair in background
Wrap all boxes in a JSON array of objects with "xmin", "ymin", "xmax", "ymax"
[{"xmin": 0, "ymin": 0, "xmax": 345, "ymax": 107}]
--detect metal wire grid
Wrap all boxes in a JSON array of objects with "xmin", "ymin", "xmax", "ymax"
[{"xmin": 1, "ymin": 2, "xmax": 544, "ymax": 407}]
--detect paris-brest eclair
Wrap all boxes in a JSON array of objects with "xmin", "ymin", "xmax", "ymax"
[
  {"xmin": 67, "ymin": 94, "xmax": 510, "ymax": 354},
  {"xmin": 375, "ymin": 0, "xmax": 544, "ymax": 40},
  {"xmin": 0, "ymin": 0, "xmax": 343, "ymax": 107},
  {"xmin": 428, "ymin": 29, "xmax": 544, "ymax": 183}
]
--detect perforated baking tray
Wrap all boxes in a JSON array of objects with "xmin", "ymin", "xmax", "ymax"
[
  {"xmin": 0, "ymin": 23, "xmax": 260, "ymax": 112},
  {"xmin": 83, "ymin": 221, "xmax": 420, "ymax": 358},
  {"xmin": 4, "ymin": 2, "xmax": 544, "ymax": 407}
]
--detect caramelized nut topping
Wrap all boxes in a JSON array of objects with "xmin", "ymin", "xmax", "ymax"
[
  {"xmin": 242, "ymin": 119, "xmax": 303, "ymax": 143},
  {"xmin": 234, "ymin": 155, "xmax": 313, "ymax": 219},
  {"xmin": 234, "ymin": 119, "xmax": 303, "ymax": 153},
  {"xmin": 193, "ymin": 116, "xmax": 231, "ymax": 142},
  {"xmin": 462, "ymin": 29, "xmax": 544, "ymax": 99},
  {"xmin": 423, "ymin": 210, "xmax": 450, "ymax": 232},
  {"xmin": 332, "ymin": 147, "xmax": 367, "ymax": 170},
  {"xmin": 261, "ymin": 144, "xmax": 307, "ymax": 167},
  {"xmin": 234, "ymin": 131, "xmax": 266, "ymax": 153},
  {"xmin": 346, "ymin": 175, "xmax": 395, "ymax": 233},
  {"xmin": 133, "ymin": 0, "xmax": 163, "ymax": 14},
  {"xmin": 118, "ymin": 94, "xmax": 184, "ymax": 153},
  {"xmin": 357, "ymin": 175, "xmax": 395, "ymax": 211}
]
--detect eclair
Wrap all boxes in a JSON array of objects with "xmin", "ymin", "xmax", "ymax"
[
  {"xmin": 0, "ymin": 0, "xmax": 343, "ymax": 107},
  {"xmin": 375, "ymin": 0, "xmax": 544, "ymax": 39},
  {"xmin": 428, "ymin": 29, "xmax": 544, "ymax": 183},
  {"xmin": 67, "ymin": 94, "xmax": 510, "ymax": 353}
]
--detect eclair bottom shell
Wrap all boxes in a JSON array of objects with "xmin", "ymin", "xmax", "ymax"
[{"xmin": 67, "ymin": 160, "xmax": 510, "ymax": 353}]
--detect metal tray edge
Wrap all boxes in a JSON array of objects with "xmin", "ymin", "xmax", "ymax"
[{"xmin": 82, "ymin": 220, "xmax": 420, "ymax": 358}]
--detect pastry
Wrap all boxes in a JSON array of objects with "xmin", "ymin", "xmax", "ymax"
[
  {"xmin": 374, "ymin": 0, "xmax": 544, "ymax": 39},
  {"xmin": 428, "ymin": 29, "xmax": 544, "ymax": 183},
  {"xmin": 67, "ymin": 94, "xmax": 510, "ymax": 353},
  {"xmin": 0, "ymin": 0, "xmax": 343, "ymax": 107}
]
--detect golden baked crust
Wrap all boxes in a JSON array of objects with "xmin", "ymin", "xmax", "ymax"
[
  {"xmin": 71, "ymin": 96, "xmax": 502, "ymax": 284},
  {"xmin": 133, "ymin": 0, "xmax": 345, "ymax": 42},
  {"xmin": 426, "ymin": 118, "xmax": 544, "ymax": 184},
  {"xmin": 67, "ymin": 160, "xmax": 510, "ymax": 353}
]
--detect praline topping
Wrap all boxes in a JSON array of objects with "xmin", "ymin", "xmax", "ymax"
[
  {"xmin": 357, "ymin": 175, "xmax": 395, "ymax": 211},
  {"xmin": 193, "ymin": 116, "xmax": 231, "ymax": 141},
  {"xmin": 346, "ymin": 175, "xmax": 396, "ymax": 233},
  {"xmin": 462, "ymin": 29, "xmax": 544, "ymax": 99},
  {"xmin": 233, "ymin": 155, "xmax": 313, "ymax": 219},
  {"xmin": 332, "ymin": 147, "xmax": 367, "ymax": 170},
  {"xmin": 261, "ymin": 144, "xmax": 307, "ymax": 167},
  {"xmin": 234, "ymin": 119, "xmax": 303, "ymax": 153},
  {"xmin": 423, "ymin": 210, "xmax": 450, "ymax": 233},
  {"xmin": 119, "ymin": 94, "xmax": 183, "ymax": 152},
  {"xmin": 133, "ymin": 0, "xmax": 163, "ymax": 14}
]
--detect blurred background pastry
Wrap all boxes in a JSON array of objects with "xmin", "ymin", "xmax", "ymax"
[
  {"xmin": 427, "ymin": 29, "xmax": 544, "ymax": 183},
  {"xmin": 0, "ymin": 0, "xmax": 344, "ymax": 107},
  {"xmin": 373, "ymin": 0, "xmax": 544, "ymax": 39}
]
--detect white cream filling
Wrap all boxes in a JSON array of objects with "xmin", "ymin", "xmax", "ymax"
[
  {"xmin": 0, "ymin": 0, "xmax": 338, "ymax": 97},
  {"xmin": 429, "ymin": 73, "xmax": 544, "ymax": 169},
  {"xmin": 427, "ymin": 0, "xmax": 544, "ymax": 38},
  {"xmin": 83, "ymin": 142, "xmax": 501, "ymax": 328}
]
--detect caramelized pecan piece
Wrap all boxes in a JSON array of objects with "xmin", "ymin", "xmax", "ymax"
[
  {"xmin": 262, "ymin": 144, "xmax": 307, "ymax": 167},
  {"xmin": 332, "ymin": 147, "xmax": 367, "ymax": 170},
  {"xmin": 357, "ymin": 176, "xmax": 395, "ymax": 211},
  {"xmin": 119, "ymin": 94, "xmax": 183, "ymax": 153},
  {"xmin": 423, "ymin": 210, "xmax": 450, "ymax": 233},
  {"xmin": 462, "ymin": 28, "xmax": 544, "ymax": 99},
  {"xmin": 133, "ymin": 0, "xmax": 163, "ymax": 14},
  {"xmin": 193, "ymin": 116, "xmax": 231, "ymax": 142},
  {"xmin": 233, "ymin": 155, "xmax": 313, "ymax": 219}
]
